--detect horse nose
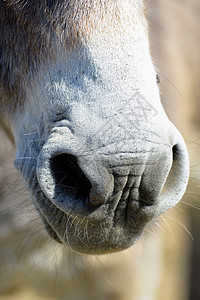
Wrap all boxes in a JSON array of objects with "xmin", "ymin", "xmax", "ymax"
[{"xmin": 36, "ymin": 134, "xmax": 189, "ymax": 217}]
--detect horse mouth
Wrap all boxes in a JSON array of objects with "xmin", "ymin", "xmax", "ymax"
[
  {"xmin": 34, "ymin": 153, "xmax": 154, "ymax": 254},
  {"xmin": 35, "ymin": 192, "xmax": 145, "ymax": 254}
]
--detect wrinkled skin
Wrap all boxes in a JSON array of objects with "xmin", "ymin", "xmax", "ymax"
[{"xmin": 1, "ymin": 1, "xmax": 189, "ymax": 254}]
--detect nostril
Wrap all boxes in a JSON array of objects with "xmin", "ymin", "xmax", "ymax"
[
  {"xmin": 37, "ymin": 149, "xmax": 113, "ymax": 210},
  {"xmin": 166, "ymin": 143, "xmax": 185, "ymax": 186},
  {"xmin": 172, "ymin": 144, "xmax": 180, "ymax": 162},
  {"xmin": 157, "ymin": 141, "xmax": 189, "ymax": 210},
  {"xmin": 138, "ymin": 141, "xmax": 189, "ymax": 209},
  {"xmin": 50, "ymin": 154, "xmax": 92, "ymax": 197},
  {"xmin": 157, "ymin": 144, "xmax": 179, "ymax": 196}
]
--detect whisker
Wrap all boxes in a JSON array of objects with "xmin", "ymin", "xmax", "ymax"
[
  {"xmin": 180, "ymin": 201, "xmax": 200, "ymax": 210},
  {"xmin": 160, "ymin": 215, "xmax": 175, "ymax": 240},
  {"xmin": 166, "ymin": 215, "xmax": 193, "ymax": 241},
  {"xmin": 159, "ymin": 72, "xmax": 189, "ymax": 107},
  {"xmin": 15, "ymin": 157, "xmax": 37, "ymax": 160}
]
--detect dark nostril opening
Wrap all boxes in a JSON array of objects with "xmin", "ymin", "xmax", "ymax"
[
  {"xmin": 159, "ymin": 143, "xmax": 186, "ymax": 196},
  {"xmin": 172, "ymin": 144, "xmax": 179, "ymax": 161},
  {"xmin": 50, "ymin": 154, "xmax": 92, "ymax": 197}
]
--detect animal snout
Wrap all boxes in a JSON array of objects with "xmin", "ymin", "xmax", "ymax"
[
  {"xmin": 33, "ymin": 127, "xmax": 189, "ymax": 253},
  {"xmin": 36, "ymin": 138, "xmax": 189, "ymax": 221}
]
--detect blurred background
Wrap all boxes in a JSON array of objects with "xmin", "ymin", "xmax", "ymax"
[
  {"xmin": 147, "ymin": 0, "xmax": 200, "ymax": 299},
  {"xmin": 0, "ymin": 1, "xmax": 199, "ymax": 299}
]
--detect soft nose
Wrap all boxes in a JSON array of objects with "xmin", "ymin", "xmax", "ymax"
[{"xmin": 36, "ymin": 132, "xmax": 189, "ymax": 216}]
